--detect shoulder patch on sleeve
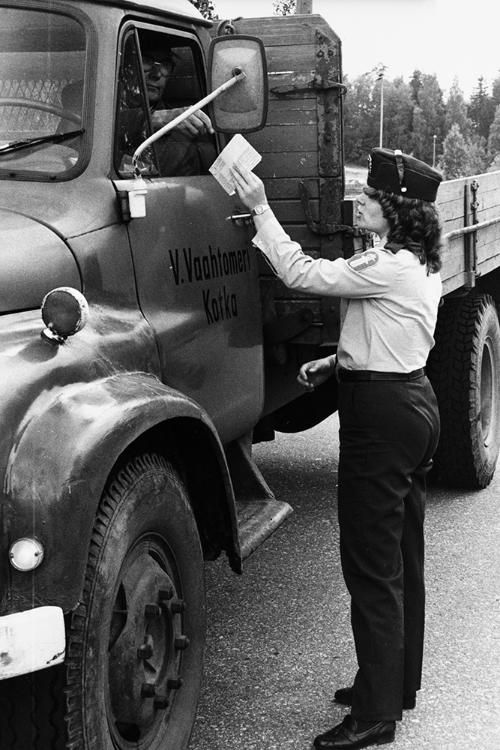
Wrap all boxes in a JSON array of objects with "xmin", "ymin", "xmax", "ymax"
[{"xmin": 347, "ymin": 250, "xmax": 379, "ymax": 272}]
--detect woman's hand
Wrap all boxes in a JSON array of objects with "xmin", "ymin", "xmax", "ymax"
[
  {"xmin": 297, "ymin": 356, "xmax": 336, "ymax": 391},
  {"xmin": 230, "ymin": 163, "xmax": 268, "ymax": 211}
]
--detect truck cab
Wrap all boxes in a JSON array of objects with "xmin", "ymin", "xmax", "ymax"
[{"xmin": 0, "ymin": 1, "xmax": 265, "ymax": 438}]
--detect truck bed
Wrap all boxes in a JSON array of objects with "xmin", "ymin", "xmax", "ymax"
[{"xmin": 438, "ymin": 170, "xmax": 500, "ymax": 294}]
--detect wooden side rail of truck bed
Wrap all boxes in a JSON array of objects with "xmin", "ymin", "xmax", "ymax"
[{"xmin": 438, "ymin": 170, "xmax": 500, "ymax": 294}]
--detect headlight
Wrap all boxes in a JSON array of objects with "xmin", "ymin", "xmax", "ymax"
[
  {"xmin": 9, "ymin": 538, "xmax": 45, "ymax": 572},
  {"xmin": 41, "ymin": 287, "xmax": 89, "ymax": 344}
]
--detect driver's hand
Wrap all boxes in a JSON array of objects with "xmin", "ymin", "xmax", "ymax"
[{"xmin": 152, "ymin": 108, "xmax": 214, "ymax": 137}]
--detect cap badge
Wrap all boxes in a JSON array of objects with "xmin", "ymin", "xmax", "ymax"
[{"xmin": 394, "ymin": 148, "xmax": 407, "ymax": 193}]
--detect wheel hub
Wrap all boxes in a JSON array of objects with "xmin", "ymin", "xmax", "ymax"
[{"xmin": 107, "ymin": 540, "xmax": 188, "ymax": 742}]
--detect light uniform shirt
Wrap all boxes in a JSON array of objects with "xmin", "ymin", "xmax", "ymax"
[{"xmin": 253, "ymin": 212, "xmax": 442, "ymax": 372}]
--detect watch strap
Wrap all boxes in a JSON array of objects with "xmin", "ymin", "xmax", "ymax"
[{"xmin": 251, "ymin": 203, "xmax": 270, "ymax": 216}]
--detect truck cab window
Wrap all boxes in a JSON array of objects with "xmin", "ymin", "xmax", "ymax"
[
  {"xmin": 115, "ymin": 28, "xmax": 216, "ymax": 178},
  {"xmin": 0, "ymin": 7, "xmax": 86, "ymax": 178}
]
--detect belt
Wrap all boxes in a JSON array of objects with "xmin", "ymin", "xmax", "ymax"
[{"xmin": 338, "ymin": 367, "xmax": 425, "ymax": 382}]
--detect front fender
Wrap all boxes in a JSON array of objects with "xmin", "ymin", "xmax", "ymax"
[{"xmin": 3, "ymin": 372, "xmax": 236, "ymax": 613}]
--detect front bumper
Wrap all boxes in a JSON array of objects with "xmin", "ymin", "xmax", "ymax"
[{"xmin": 0, "ymin": 606, "xmax": 65, "ymax": 679}]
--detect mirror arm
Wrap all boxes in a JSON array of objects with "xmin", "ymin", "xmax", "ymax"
[{"xmin": 132, "ymin": 69, "xmax": 246, "ymax": 177}]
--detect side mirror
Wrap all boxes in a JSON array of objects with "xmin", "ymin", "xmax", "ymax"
[{"xmin": 208, "ymin": 35, "xmax": 268, "ymax": 133}]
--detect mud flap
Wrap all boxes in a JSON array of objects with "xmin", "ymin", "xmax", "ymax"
[{"xmin": 272, "ymin": 373, "xmax": 338, "ymax": 433}]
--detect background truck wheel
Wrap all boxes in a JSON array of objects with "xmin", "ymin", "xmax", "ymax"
[
  {"xmin": 427, "ymin": 292, "xmax": 500, "ymax": 488},
  {"xmin": 65, "ymin": 453, "xmax": 206, "ymax": 749}
]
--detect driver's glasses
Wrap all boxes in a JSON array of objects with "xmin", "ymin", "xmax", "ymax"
[{"xmin": 142, "ymin": 57, "xmax": 173, "ymax": 77}]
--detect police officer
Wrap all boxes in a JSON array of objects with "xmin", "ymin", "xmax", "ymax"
[{"xmin": 231, "ymin": 148, "xmax": 443, "ymax": 749}]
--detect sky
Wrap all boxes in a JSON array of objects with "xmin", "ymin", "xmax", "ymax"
[{"xmin": 213, "ymin": 0, "xmax": 499, "ymax": 99}]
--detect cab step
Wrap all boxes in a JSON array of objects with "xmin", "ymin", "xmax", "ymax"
[
  {"xmin": 225, "ymin": 436, "xmax": 293, "ymax": 561},
  {"xmin": 236, "ymin": 496, "xmax": 293, "ymax": 561}
]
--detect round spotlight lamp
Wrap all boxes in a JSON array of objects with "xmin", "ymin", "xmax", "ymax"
[{"xmin": 41, "ymin": 287, "xmax": 89, "ymax": 344}]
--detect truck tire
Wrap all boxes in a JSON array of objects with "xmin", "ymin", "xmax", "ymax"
[
  {"xmin": 0, "ymin": 666, "xmax": 66, "ymax": 748},
  {"xmin": 427, "ymin": 292, "xmax": 500, "ymax": 488},
  {"xmin": 64, "ymin": 453, "xmax": 206, "ymax": 749}
]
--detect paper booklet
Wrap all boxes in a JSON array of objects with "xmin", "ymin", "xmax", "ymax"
[{"xmin": 209, "ymin": 133, "xmax": 261, "ymax": 195}]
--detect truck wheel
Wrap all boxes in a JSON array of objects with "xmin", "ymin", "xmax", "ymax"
[
  {"xmin": 427, "ymin": 292, "xmax": 500, "ymax": 488},
  {"xmin": 0, "ymin": 665, "xmax": 66, "ymax": 749},
  {"xmin": 65, "ymin": 453, "xmax": 205, "ymax": 749}
]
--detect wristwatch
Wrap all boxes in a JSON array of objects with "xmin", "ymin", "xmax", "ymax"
[{"xmin": 251, "ymin": 203, "xmax": 270, "ymax": 216}]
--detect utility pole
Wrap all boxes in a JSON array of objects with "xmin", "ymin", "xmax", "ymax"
[
  {"xmin": 295, "ymin": 0, "xmax": 313, "ymax": 12},
  {"xmin": 379, "ymin": 75, "xmax": 384, "ymax": 148},
  {"xmin": 375, "ymin": 64, "xmax": 386, "ymax": 148}
]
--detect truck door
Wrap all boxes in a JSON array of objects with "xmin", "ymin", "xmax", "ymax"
[{"xmin": 114, "ymin": 25, "xmax": 263, "ymax": 443}]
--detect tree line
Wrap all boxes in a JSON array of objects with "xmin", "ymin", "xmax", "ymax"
[{"xmin": 344, "ymin": 70, "xmax": 500, "ymax": 178}]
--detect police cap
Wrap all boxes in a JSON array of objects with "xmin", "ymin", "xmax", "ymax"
[{"xmin": 367, "ymin": 147, "xmax": 442, "ymax": 202}]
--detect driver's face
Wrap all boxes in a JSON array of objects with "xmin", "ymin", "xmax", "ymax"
[{"xmin": 142, "ymin": 57, "xmax": 172, "ymax": 106}]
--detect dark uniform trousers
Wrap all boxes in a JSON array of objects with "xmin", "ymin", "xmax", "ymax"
[{"xmin": 337, "ymin": 372, "xmax": 440, "ymax": 722}]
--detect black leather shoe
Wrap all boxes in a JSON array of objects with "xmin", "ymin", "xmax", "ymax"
[
  {"xmin": 313, "ymin": 715, "xmax": 395, "ymax": 749},
  {"xmin": 334, "ymin": 686, "xmax": 416, "ymax": 711}
]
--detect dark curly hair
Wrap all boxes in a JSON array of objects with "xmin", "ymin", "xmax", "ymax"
[{"xmin": 364, "ymin": 187, "xmax": 442, "ymax": 274}]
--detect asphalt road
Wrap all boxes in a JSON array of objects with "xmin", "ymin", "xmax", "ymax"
[{"xmin": 189, "ymin": 414, "xmax": 500, "ymax": 750}]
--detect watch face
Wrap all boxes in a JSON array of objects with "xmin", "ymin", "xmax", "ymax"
[{"xmin": 253, "ymin": 204, "xmax": 268, "ymax": 215}]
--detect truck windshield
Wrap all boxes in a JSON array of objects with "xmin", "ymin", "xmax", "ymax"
[{"xmin": 0, "ymin": 7, "xmax": 87, "ymax": 179}]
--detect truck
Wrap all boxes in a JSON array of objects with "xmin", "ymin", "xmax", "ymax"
[{"xmin": 0, "ymin": 1, "xmax": 499, "ymax": 749}]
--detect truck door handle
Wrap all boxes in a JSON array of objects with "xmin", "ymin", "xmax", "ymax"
[{"xmin": 226, "ymin": 212, "xmax": 253, "ymax": 226}]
